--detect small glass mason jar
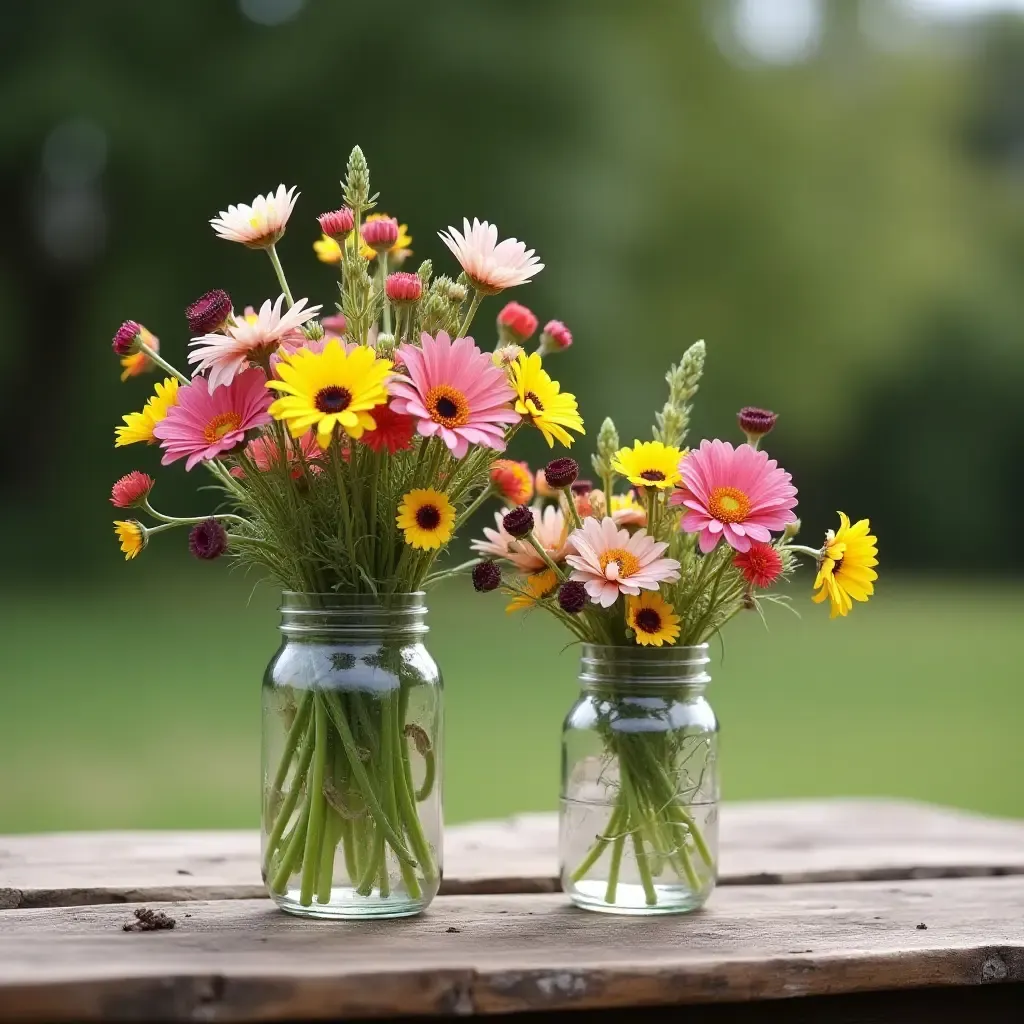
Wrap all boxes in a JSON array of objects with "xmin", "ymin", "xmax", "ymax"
[
  {"xmin": 560, "ymin": 644, "xmax": 719, "ymax": 915},
  {"xmin": 261, "ymin": 592, "xmax": 442, "ymax": 919}
]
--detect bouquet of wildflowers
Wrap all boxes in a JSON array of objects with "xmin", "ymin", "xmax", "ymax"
[
  {"xmin": 106, "ymin": 146, "xmax": 584, "ymax": 909},
  {"xmin": 470, "ymin": 340, "xmax": 879, "ymax": 906}
]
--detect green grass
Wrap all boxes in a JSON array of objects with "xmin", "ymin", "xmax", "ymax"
[{"xmin": 1, "ymin": 572, "xmax": 1021, "ymax": 832}]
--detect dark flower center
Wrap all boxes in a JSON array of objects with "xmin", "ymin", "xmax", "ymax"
[
  {"xmin": 415, "ymin": 505, "xmax": 442, "ymax": 530},
  {"xmin": 640, "ymin": 469, "xmax": 666, "ymax": 481},
  {"xmin": 524, "ymin": 390, "xmax": 544, "ymax": 412},
  {"xmin": 634, "ymin": 608, "xmax": 663, "ymax": 634},
  {"xmin": 434, "ymin": 396, "xmax": 458, "ymax": 419},
  {"xmin": 315, "ymin": 386, "xmax": 353, "ymax": 414},
  {"xmin": 831, "ymin": 555, "xmax": 844, "ymax": 576}
]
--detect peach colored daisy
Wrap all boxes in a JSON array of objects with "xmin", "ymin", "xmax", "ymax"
[{"xmin": 471, "ymin": 504, "xmax": 571, "ymax": 573}]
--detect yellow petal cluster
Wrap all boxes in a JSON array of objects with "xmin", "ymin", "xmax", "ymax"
[{"xmin": 812, "ymin": 513, "xmax": 879, "ymax": 618}]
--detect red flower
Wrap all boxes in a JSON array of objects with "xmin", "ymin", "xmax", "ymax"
[
  {"xmin": 733, "ymin": 542, "xmax": 783, "ymax": 588},
  {"xmin": 497, "ymin": 301, "xmax": 538, "ymax": 342},
  {"xmin": 318, "ymin": 208, "xmax": 354, "ymax": 240},
  {"xmin": 360, "ymin": 403, "xmax": 417, "ymax": 454},
  {"xmin": 385, "ymin": 272, "xmax": 422, "ymax": 304},
  {"xmin": 110, "ymin": 471, "xmax": 154, "ymax": 509}
]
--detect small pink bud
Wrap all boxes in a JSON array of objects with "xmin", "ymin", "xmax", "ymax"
[
  {"xmin": 322, "ymin": 313, "xmax": 348, "ymax": 336},
  {"xmin": 110, "ymin": 471, "xmax": 155, "ymax": 509},
  {"xmin": 361, "ymin": 216, "xmax": 399, "ymax": 252},
  {"xmin": 112, "ymin": 320, "xmax": 142, "ymax": 356},
  {"xmin": 538, "ymin": 319, "xmax": 572, "ymax": 356},
  {"xmin": 385, "ymin": 272, "xmax": 422, "ymax": 304},
  {"xmin": 318, "ymin": 207, "xmax": 355, "ymax": 241},
  {"xmin": 497, "ymin": 301, "xmax": 538, "ymax": 343}
]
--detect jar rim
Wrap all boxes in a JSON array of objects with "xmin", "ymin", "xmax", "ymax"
[{"xmin": 579, "ymin": 643, "xmax": 710, "ymax": 688}]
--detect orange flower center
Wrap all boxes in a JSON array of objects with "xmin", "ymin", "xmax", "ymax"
[
  {"xmin": 708, "ymin": 485, "xmax": 751, "ymax": 524},
  {"xmin": 203, "ymin": 411, "xmax": 243, "ymax": 444},
  {"xmin": 599, "ymin": 547, "xmax": 640, "ymax": 580},
  {"xmin": 426, "ymin": 385, "xmax": 470, "ymax": 428},
  {"xmin": 634, "ymin": 608, "xmax": 663, "ymax": 634}
]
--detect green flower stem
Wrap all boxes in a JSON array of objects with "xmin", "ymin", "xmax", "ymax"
[
  {"xmin": 322, "ymin": 694, "xmax": 416, "ymax": 866},
  {"xmin": 785, "ymin": 544, "xmax": 824, "ymax": 560},
  {"xmin": 266, "ymin": 244, "xmax": 295, "ymax": 307},
  {"xmin": 379, "ymin": 692, "xmax": 409, "ymax": 898},
  {"xmin": 396, "ymin": 686, "xmax": 437, "ymax": 879},
  {"xmin": 263, "ymin": 702, "xmax": 316, "ymax": 870},
  {"xmin": 569, "ymin": 802, "xmax": 625, "ymax": 883},
  {"xmin": 524, "ymin": 534, "xmax": 566, "ymax": 580},
  {"xmin": 378, "ymin": 251, "xmax": 392, "ymax": 336},
  {"xmin": 563, "ymin": 488, "xmax": 584, "ymax": 531},
  {"xmin": 270, "ymin": 794, "xmax": 310, "ymax": 894},
  {"xmin": 298, "ymin": 696, "xmax": 329, "ymax": 906},
  {"xmin": 623, "ymin": 773, "xmax": 657, "ymax": 906},
  {"xmin": 604, "ymin": 832, "xmax": 626, "ymax": 904},
  {"xmin": 422, "ymin": 558, "xmax": 481, "ymax": 589},
  {"xmin": 454, "ymin": 484, "xmax": 496, "ymax": 532},
  {"xmin": 137, "ymin": 342, "xmax": 191, "ymax": 386},
  {"xmin": 141, "ymin": 501, "xmax": 245, "ymax": 528},
  {"xmin": 457, "ymin": 289, "xmax": 484, "ymax": 338}
]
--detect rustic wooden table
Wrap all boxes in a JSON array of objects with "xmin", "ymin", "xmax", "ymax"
[{"xmin": 1, "ymin": 799, "xmax": 1023, "ymax": 1022}]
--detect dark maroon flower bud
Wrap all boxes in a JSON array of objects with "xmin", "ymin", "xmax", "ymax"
[
  {"xmin": 502, "ymin": 505, "xmax": 535, "ymax": 539},
  {"xmin": 738, "ymin": 407, "xmax": 778, "ymax": 444},
  {"xmin": 544, "ymin": 457, "xmax": 579, "ymax": 490},
  {"xmin": 188, "ymin": 518, "xmax": 228, "ymax": 560},
  {"xmin": 570, "ymin": 479, "xmax": 594, "ymax": 497},
  {"xmin": 112, "ymin": 320, "xmax": 142, "ymax": 356},
  {"xmin": 472, "ymin": 560, "xmax": 502, "ymax": 592},
  {"xmin": 558, "ymin": 580, "xmax": 588, "ymax": 614},
  {"xmin": 185, "ymin": 289, "xmax": 233, "ymax": 335}
]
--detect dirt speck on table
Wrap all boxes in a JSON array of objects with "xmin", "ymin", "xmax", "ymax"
[{"xmin": 122, "ymin": 908, "xmax": 176, "ymax": 933}]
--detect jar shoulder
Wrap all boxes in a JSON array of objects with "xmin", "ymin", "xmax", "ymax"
[
  {"xmin": 265, "ymin": 639, "xmax": 441, "ymax": 693},
  {"xmin": 564, "ymin": 693, "xmax": 718, "ymax": 734}
]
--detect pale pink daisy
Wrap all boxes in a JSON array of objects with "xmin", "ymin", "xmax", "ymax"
[
  {"xmin": 389, "ymin": 331, "xmax": 519, "ymax": 458},
  {"xmin": 231, "ymin": 429, "xmax": 322, "ymax": 479},
  {"xmin": 565, "ymin": 517, "xmax": 681, "ymax": 608},
  {"xmin": 189, "ymin": 295, "xmax": 321, "ymax": 391},
  {"xmin": 471, "ymin": 505, "xmax": 571, "ymax": 573},
  {"xmin": 210, "ymin": 185, "xmax": 298, "ymax": 248},
  {"xmin": 153, "ymin": 369, "xmax": 272, "ymax": 470},
  {"xmin": 669, "ymin": 439, "xmax": 798, "ymax": 554},
  {"xmin": 438, "ymin": 218, "xmax": 543, "ymax": 294}
]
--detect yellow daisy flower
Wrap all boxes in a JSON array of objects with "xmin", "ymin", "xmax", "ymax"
[
  {"xmin": 267, "ymin": 340, "xmax": 392, "ymax": 448},
  {"xmin": 510, "ymin": 352, "xmax": 584, "ymax": 448},
  {"xmin": 627, "ymin": 591, "xmax": 681, "ymax": 647},
  {"xmin": 505, "ymin": 568, "xmax": 559, "ymax": 613},
  {"xmin": 114, "ymin": 377, "xmax": 180, "ymax": 447},
  {"xmin": 359, "ymin": 213, "xmax": 413, "ymax": 262},
  {"xmin": 397, "ymin": 489, "xmax": 456, "ymax": 550},
  {"xmin": 113, "ymin": 520, "xmax": 146, "ymax": 560},
  {"xmin": 612, "ymin": 440, "xmax": 683, "ymax": 490},
  {"xmin": 812, "ymin": 512, "xmax": 879, "ymax": 618},
  {"xmin": 119, "ymin": 326, "xmax": 160, "ymax": 381},
  {"xmin": 313, "ymin": 233, "xmax": 342, "ymax": 264}
]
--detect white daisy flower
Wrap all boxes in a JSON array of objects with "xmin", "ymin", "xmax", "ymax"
[
  {"xmin": 438, "ymin": 218, "xmax": 543, "ymax": 294},
  {"xmin": 210, "ymin": 185, "xmax": 299, "ymax": 248}
]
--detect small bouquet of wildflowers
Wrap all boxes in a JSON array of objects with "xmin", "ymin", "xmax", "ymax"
[
  {"xmin": 106, "ymin": 146, "xmax": 584, "ymax": 912},
  {"xmin": 470, "ymin": 340, "xmax": 878, "ymax": 908}
]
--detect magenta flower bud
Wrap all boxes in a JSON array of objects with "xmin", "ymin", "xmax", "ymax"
[
  {"xmin": 537, "ymin": 319, "xmax": 572, "ymax": 356},
  {"xmin": 472, "ymin": 560, "xmax": 502, "ymax": 592},
  {"xmin": 738, "ymin": 406, "xmax": 778, "ymax": 446},
  {"xmin": 361, "ymin": 216, "xmax": 399, "ymax": 252},
  {"xmin": 112, "ymin": 320, "xmax": 142, "ymax": 356},
  {"xmin": 188, "ymin": 518, "xmax": 228, "ymax": 560},
  {"xmin": 558, "ymin": 580, "xmax": 588, "ymax": 614},
  {"xmin": 318, "ymin": 207, "xmax": 355, "ymax": 241},
  {"xmin": 544, "ymin": 457, "xmax": 579, "ymax": 490},
  {"xmin": 502, "ymin": 505, "xmax": 535, "ymax": 539},
  {"xmin": 385, "ymin": 272, "xmax": 423, "ymax": 304},
  {"xmin": 322, "ymin": 313, "xmax": 347, "ymax": 335},
  {"xmin": 185, "ymin": 289, "xmax": 232, "ymax": 336},
  {"xmin": 497, "ymin": 301, "xmax": 538, "ymax": 343}
]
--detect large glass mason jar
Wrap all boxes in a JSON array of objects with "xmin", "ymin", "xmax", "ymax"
[
  {"xmin": 560, "ymin": 644, "xmax": 719, "ymax": 915},
  {"xmin": 261, "ymin": 593, "xmax": 442, "ymax": 919}
]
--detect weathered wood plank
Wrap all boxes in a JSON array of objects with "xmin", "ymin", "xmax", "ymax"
[
  {"xmin": 0, "ymin": 878, "xmax": 1022, "ymax": 1021},
  {"xmin": 3, "ymin": 800, "xmax": 1024, "ymax": 909}
]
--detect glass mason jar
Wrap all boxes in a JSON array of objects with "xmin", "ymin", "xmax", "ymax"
[
  {"xmin": 261, "ymin": 592, "xmax": 442, "ymax": 919},
  {"xmin": 560, "ymin": 644, "xmax": 719, "ymax": 915}
]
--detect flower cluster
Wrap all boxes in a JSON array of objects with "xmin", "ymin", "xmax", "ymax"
[
  {"xmin": 105, "ymin": 146, "xmax": 584, "ymax": 586},
  {"xmin": 471, "ymin": 341, "xmax": 878, "ymax": 643}
]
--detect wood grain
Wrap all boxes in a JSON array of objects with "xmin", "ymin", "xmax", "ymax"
[
  {"xmin": 3, "ymin": 800, "xmax": 1024, "ymax": 909},
  {"xmin": 0, "ymin": 878, "xmax": 1022, "ymax": 1020}
]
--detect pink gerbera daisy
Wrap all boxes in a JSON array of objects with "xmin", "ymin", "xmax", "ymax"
[
  {"xmin": 670, "ymin": 439, "xmax": 798, "ymax": 553},
  {"xmin": 471, "ymin": 504, "xmax": 571, "ymax": 573},
  {"xmin": 438, "ymin": 219, "xmax": 543, "ymax": 294},
  {"xmin": 231, "ymin": 428, "xmax": 322, "ymax": 480},
  {"xmin": 565, "ymin": 516, "xmax": 681, "ymax": 607},
  {"xmin": 189, "ymin": 294, "xmax": 321, "ymax": 391},
  {"xmin": 389, "ymin": 331, "xmax": 519, "ymax": 458},
  {"xmin": 153, "ymin": 368, "xmax": 272, "ymax": 470}
]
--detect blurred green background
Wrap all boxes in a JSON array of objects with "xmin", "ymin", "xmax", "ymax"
[{"xmin": 2, "ymin": 0, "xmax": 1023, "ymax": 832}]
